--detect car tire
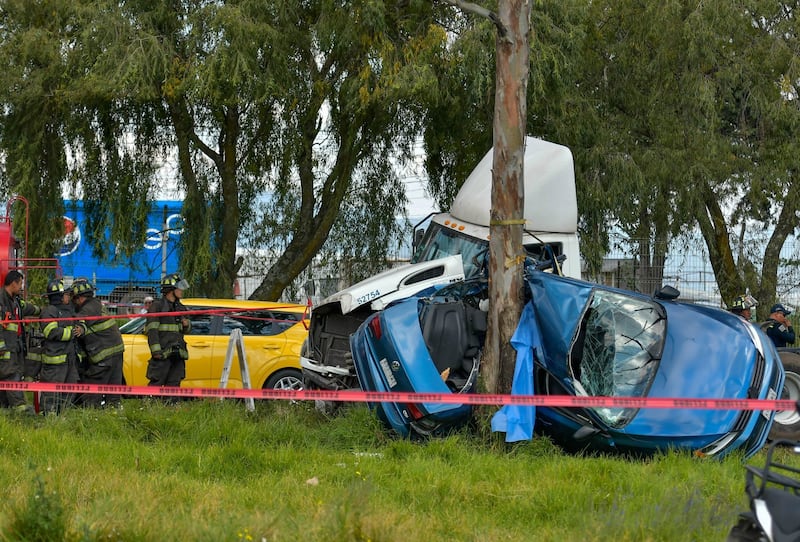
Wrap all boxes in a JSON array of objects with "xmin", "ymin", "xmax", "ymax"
[
  {"xmin": 264, "ymin": 368, "xmax": 304, "ymax": 390},
  {"xmin": 769, "ymin": 351, "xmax": 800, "ymax": 441}
]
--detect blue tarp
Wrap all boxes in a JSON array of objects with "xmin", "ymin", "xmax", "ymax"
[{"xmin": 491, "ymin": 301, "xmax": 543, "ymax": 442}]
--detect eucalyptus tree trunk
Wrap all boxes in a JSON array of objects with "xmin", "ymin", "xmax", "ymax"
[{"xmin": 482, "ymin": 0, "xmax": 533, "ymax": 395}]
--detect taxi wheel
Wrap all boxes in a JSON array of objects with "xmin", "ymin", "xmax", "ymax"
[{"xmin": 265, "ymin": 369, "xmax": 304, "ymax": 390}]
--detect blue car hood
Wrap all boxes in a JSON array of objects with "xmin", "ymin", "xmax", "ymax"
[
  {"xmin": 627, "ymin": 302, "xmax": 760, "ymax": 437},
  {"xmin": 530, "ymin": 272, "xmax": 761, "ymax": 437}
]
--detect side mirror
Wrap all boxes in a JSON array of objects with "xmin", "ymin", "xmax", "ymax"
[
  {"xmin": 654, "ymin": 285, "xmax": 680, "ymax": 300},
  {"xmin": 412, "ymin": 228, "xmax": 425, "ymax": 252}
]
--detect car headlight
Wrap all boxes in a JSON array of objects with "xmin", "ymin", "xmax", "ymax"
[{"xmin": 695, "ymin": 431, "xmax": 739, "ymax": 458}]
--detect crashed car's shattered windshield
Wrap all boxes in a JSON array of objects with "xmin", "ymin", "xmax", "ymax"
[{"xmin": 570, "ymin": 290, "xmax": 666, "ymax": 427}]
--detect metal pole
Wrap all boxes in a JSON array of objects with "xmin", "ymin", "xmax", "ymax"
[{"xmin": 161, "ymin": 205, "xmax": 168, "ymax": 280}]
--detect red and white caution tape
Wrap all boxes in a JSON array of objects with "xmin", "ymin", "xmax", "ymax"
[
  {"xmin": 17, "ymin": 305, "xmax": 306, "ymax": 325},
  {"xmin": 3, "ymin": 381, "xmax": 798, "ymax": 411}
]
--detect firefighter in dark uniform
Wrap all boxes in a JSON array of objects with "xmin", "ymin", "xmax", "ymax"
[
  {"xmin": 0, "ymin": 270, "xmax": 40, "ymax": 413},
  {"xmin": 761, "ymin": 303, "xmax": 796, "ymax": 348},
  {"xmin": 146, "ymin": 273, "xmax": 190, "ymax": 396},
  {"xmin": 71, "ymin": 278, "xmax": 125, "ymax": 408},
  {"xmin": 729, "ymin": 294, "xmax": 758, "ymax": 321},
  {"xmin": 39, "ymin": 279, "xmax": 83, "ymax": 414},
  {"xmin": 23, "ymin": 319, "xmax": 43, "ymax": 383}
]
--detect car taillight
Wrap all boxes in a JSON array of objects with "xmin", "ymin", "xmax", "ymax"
[
  {"xmin": 368, "ymin": 316, "xmax": 382, "ymax": 340},
  {"xmin": 406, "ymin": 402, "xmax": 424, "ymax": 420}
]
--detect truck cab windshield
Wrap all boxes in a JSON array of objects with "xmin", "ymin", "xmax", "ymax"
[{"xmin": 411, "ymin": 222, "xmax": 489, "ymax": 278}]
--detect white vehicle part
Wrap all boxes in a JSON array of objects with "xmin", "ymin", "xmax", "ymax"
[
  {"xmin": 449, "ymin": 137, "xmax": 577, "ymax": 233},
  {"xmin": 753, "ymin": 499, "xmax": 774, "ymax": 542},
  {"xmin": 318, "ymin": 254, "xmax": 465, "ymax": 315},
  {"xmin": 300, "ymin": 356, "xmax": 351, "ymax": 376}
]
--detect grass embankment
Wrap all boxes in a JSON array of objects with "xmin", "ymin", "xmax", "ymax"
[{"xmin": 0, "ymin": 399, "xmax": 794, "ymax": 541}]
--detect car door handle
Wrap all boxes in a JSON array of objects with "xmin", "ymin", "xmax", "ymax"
[
  {"xmin": 263, "ymin": 345, "xmax": 281, "ymax": 350},
  {"xmin": 192, "ymin": 342, "xmax": 212, "ymax": 348}
]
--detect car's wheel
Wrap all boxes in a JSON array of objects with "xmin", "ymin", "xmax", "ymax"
[
  {"xmin": 769, "ymin": 351, "xmax": 800, "ymax": 441},
  {"xmin": 264, "ymin": 368, "xmax": 304, "ymax": 390}
]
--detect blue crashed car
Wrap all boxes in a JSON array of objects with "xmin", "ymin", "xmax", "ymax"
[{"xmin": 350, "ymin": 270, "xmax": 785, "ymax": 459}]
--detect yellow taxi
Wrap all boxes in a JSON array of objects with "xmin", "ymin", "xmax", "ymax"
[{"xmin": 119, "ymin": 299, "xmax": 309, "ymax": 389}]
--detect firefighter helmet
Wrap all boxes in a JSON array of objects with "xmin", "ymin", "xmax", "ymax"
[
  {"xmin": 161, "ymin": 273, "xmax": 189, "ymax": 292},
  {"xmin": 46, "ymin": 278, "xmax": 66, "ymax": 298},
  {"xmin": 70, "ymin": 277, "xmax": 95, "ymax": 297},
  {"xmin": 730, "ymin": 294, "xmax": 758, "ymax": 311}
]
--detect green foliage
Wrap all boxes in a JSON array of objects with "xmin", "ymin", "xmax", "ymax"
[
  {"xmin": 3, "ymin": 476, "xmax": 72, "ymax": 542},
  {"xmin": 2, "ymin": 0, "xmax": 799, "ymax": 307},
  {"xmin": 552, "ymin": 0, "xmax": 800, "ymax": 305},
  {"xmin": 0, "ymin": 0, "xmax": 452, "ymax": 300},
  {"xmin": 0, "ymin": 399, "xmax": 794, "ymax": 540},
  {"xmin": 424, "ymin": 0, "xmax": 800, "ymax": 307}
]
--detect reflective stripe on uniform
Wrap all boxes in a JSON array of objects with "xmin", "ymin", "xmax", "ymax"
[
  {"xmin": 84, "ymin": 318, "xmax": 117, "ymax": 335},
  {"xmin": 42, "ymin": 353, "xmax": 67, "ymax": 364},
  {"xmin": 88, "ymin": 342, "xmax": 124, "ymax": 363},
  {"xmin": 43, "ymin": 321, "xmax": 72, "ymax": 341},
  {"xmin": 146, "ymin": 322, "xmax": 181, "ymax": 333}
]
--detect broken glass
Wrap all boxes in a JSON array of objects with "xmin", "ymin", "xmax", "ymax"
[{"xmin": 570, "ymin": 289, "xmax": 666, "ymax": 427}]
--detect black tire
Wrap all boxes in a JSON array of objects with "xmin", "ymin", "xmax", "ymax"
[
  {"xmin": 264, "ymin": 368, "xmax": 303, "ymax": 390},
  {"xmin": 769, "ymin": 351, "xmax": 800, "ymax": 441}
]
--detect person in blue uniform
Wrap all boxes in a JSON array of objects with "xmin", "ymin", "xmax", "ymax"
[{"xmin": 762, "ymin": 303, "xmax": 795, "ymax": 348}]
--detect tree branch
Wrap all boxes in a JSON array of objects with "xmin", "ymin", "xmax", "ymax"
[{"xmin": 441, "ymin": 0, "xmax": 506, "ymax": 37}]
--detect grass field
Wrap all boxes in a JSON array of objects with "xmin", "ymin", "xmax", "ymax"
[{"xmin": 0, "ymin": 398, "xmax": 796, "ymax": 542}]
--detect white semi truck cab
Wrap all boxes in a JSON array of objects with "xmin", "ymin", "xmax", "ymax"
[
  {"xmin": 301, "ymin": 137, "xmax": 581, "ymax": 395},
  {"xmin": 410, "ymin": 136, "xmax": 580, "ymax": 280}
]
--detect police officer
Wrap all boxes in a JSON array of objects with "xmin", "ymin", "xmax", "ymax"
[
  {"xmin": 0, "ymin": 270, "xmax": 40, "ymax": 413},
  {"xmin": 729, "ymin": 294, "xmax": 758, "ymax": 321},
  {"xmin": 39, "ymin": 279, "xmax": 83, "ymax": 414},
  {"xmin": 146, "ymin": 274, "xmax": 190, "ymax": 396},
  {"xmin": 71, "ymin": 278, "xmax": 125, "ymax": 408},
  {"xmin": 762, "ymin": 303, "xmax": 796, "ymax": 348}
]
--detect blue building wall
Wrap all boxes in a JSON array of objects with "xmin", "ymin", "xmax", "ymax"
[{"xmin": 56, "ymin": 200, "xmax": 183, "ymax": 300}]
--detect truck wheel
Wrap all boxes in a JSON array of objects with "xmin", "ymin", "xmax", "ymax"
[
  {"xmin": 769, "ymin": 351, "xmax": 800, "ymax": 441},
  {"xmin": 264, "ymin": 368, "xmax": 303, "ymax": 391}
]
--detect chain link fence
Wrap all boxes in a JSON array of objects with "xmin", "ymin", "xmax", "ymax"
[
  {"xmin": 578, "ymin": 234, "xmax": 800, "ymax": 311},
  {"xmin": 272, "ymin": 232, "xmax": 800, "ymax": 313}
]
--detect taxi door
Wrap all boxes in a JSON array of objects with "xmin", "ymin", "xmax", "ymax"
[
  {"xmin": 182, "ymin": 312, "xmax": 214, "ymax": 387},
  {"xmin": 215, "ymin": 311, "xmax": 289, "ymax": 388}
]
